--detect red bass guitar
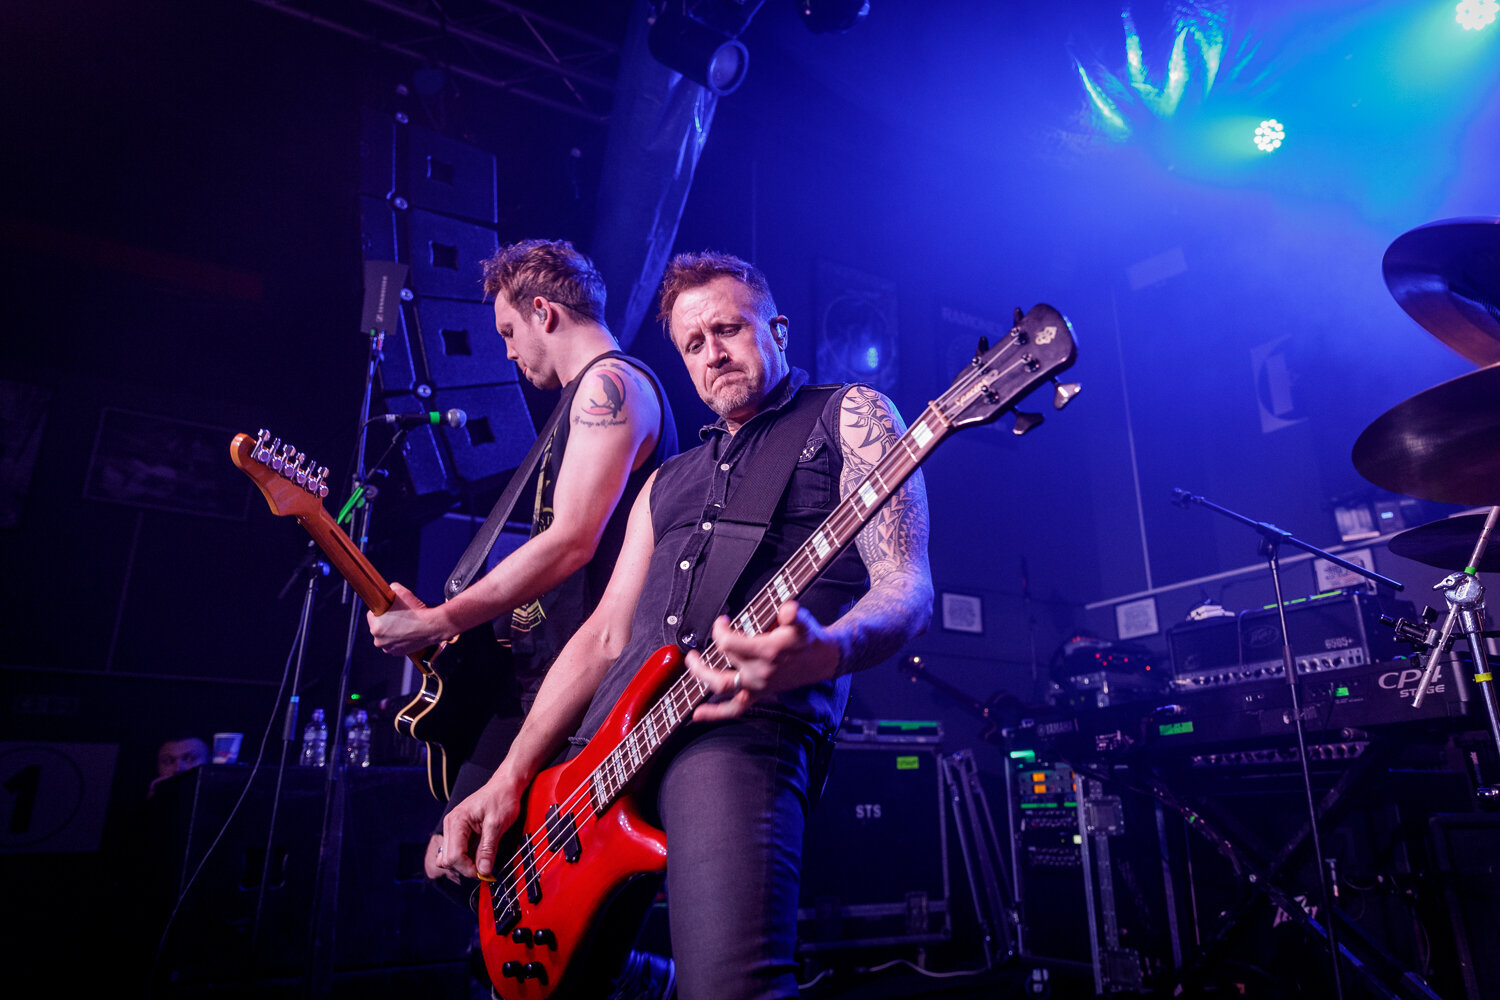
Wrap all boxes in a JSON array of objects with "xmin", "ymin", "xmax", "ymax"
[{"xmin": 474, "ymin": 304, "xmax": 1079, "ymax": 997}]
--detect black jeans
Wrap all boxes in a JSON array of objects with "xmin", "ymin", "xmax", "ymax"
[{"xmin": 655, "ymin": 714, "xmax": 822, "ymax": 1000}]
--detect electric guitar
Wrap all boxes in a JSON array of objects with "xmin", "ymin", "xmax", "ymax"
[
  {"xmin": 231, "ymin": 432, "xmax": 503, "ymax": 800},
  {"xmin": 474, "ymin": 304, "xmax": 1078, "ymax": 997}
]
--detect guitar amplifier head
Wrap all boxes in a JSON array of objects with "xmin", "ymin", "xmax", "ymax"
[
  {"xmin": 1239, "ymin": 588, "xmax": 1412, "ymax": 678},
  {"xmin": 1167, "ymin": 615, "xmax": 1242, "ymax": 688}
]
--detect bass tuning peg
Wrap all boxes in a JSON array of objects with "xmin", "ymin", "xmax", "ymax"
[
  {"xmin": 1012, "ymin": 411, "xmax": 1044, "ymax": 436},
  {"xmin": 1052, "ymin": 378, "xmax": 1081, "ymax": 409}
]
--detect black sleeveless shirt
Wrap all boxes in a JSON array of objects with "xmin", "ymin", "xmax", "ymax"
[
  {"xmin": 575, "ymin": 369, "xmax": 865, "ymax": 742},
  {"xmin": 505, "ymin": 352, "xmax": 677, "ymax": 705}
]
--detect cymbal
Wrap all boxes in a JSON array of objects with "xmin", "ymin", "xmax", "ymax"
[
  {"xmin": 1388, "ymin": 512, "xmax": 1500, "ymax": 573},
  {"xmin": 1384, "ymin": 217, "xmax": 1500, "ymax": 367},
  {"xmin": 1352, "ymin": 364, "xmax": 1500, "ymax": 506}
]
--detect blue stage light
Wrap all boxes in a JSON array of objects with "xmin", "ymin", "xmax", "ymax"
[
  {"xmin": 1253, "ymin": 119, "xmax": 1285, "ymax": 152},
  {"xmin": 1456, "ymin": 0, "xmax": 1498, "ymax": 31}
]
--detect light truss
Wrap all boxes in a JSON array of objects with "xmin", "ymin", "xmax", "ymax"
[{"xmin": 247, "ymin": 0, "xmax": 620, "ymax": 122}]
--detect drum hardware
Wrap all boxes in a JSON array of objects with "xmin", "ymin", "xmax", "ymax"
[{"xmin": 1380, "ymin": 507, "xmax": 1500, "ymax": 802}]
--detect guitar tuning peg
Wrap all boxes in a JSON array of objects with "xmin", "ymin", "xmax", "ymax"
[
  {"xmin": 1012, "ymin": 411, "xmax": 1044, "ymax": 436},
  {"xmin": 1012, "ymin": 306, "xmax": 1024, "ymax": 326},
  {"xmin": 253, "ymin": 433, "xmax": 277, "ymax": 464},
  {"xmin": 1052, "ymin": 379, "xmax": 1081, "ymax": 410},
  {"xmin": 973, "ymin": 336, "xmax": 989, "ymax": 361}
]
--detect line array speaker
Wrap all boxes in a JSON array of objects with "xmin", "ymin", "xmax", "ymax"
[{"xmin": 359, "ymin": 107, "xmax": 533, "ymax": 495}]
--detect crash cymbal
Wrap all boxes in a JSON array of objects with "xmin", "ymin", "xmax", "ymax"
[
  {"xmin": 1352, "ymin": 364, "xmax": 1500, "ymax": 506},
  {"xmin": 1388, "ymin": 512, "xmax": 1500, "ymax": 573},
  {"xmin": 1384, "ymin": 217, "xmax": 1500, "ymax": 367}
]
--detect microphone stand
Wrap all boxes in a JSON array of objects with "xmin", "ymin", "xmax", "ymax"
[
  {"xmin": 305, "ymin": 329, "xmax": 393, "ymax": 998},
  {"xmin": 250, "ymin": 549, "xmax": 328, "ymax": 967},
  {"xmin": 1172, "ymin": 489, "xmax": 1404, "ymax": 1000}
]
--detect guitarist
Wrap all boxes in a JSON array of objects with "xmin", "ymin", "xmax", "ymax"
[
  {"xmin": 366, "ymin": 239, "xmax": 677, "ymax": 889},
  {"xmin": 439, "ymin": 251, "xmax": 934, "ymax": 999}
]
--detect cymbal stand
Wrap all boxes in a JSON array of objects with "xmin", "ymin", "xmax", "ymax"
[
  {"xmin": 1411, "ymin": 505, "xmax": 1500, "ymax": 800},
  {"xmin": 1171, "ymin": 489, "xmax": 1405, "ymax": 1000}
]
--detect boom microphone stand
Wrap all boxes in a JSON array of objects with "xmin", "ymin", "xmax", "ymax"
[{"xmin": 1171, "ymin": 489, "xmax": 1405, "ymax": 1000}]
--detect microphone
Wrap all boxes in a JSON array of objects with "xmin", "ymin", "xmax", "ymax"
[
  {"xmin": 371, "ymin": 409, "xmax": 467, "ymax": 429},
  {"xmin": 1171, "ymin": 488, "xmax": 1197, "ymax": 508}
]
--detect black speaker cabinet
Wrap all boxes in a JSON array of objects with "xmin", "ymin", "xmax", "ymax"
[
  {"xmin": 798, "ymin": 740, "xmax": 950, "ymax": 951},
  {"xmin": 152, "ymin": 764, "xmax": 472, "ymax": 986}
]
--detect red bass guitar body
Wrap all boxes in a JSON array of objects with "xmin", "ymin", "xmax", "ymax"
[{"xmin": 478, "ymin": 645, "xmax": 682, "ymax": 999}]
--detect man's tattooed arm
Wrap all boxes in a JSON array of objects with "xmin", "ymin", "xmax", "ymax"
[{"xmin": 829, "ymin": 384, "xmax": 934, "ymax": 676}]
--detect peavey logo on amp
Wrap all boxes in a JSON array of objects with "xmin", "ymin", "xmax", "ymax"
[{"xmin": 1379, "ymin": 662, "xmax": 1445, "ymax": 699}]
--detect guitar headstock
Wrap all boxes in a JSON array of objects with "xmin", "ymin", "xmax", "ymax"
[
  {"xmin": 935, "ymin": 303, "xmax": 1078, "ymax": 431},
  {"xmin": 231, "ymin": 429, "xmax": 332, "ymax": 520}
]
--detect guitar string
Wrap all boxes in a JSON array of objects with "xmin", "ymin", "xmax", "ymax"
[{"xmin": 483, "ymin": 337, "xmax": 1051, "ymax": 919}]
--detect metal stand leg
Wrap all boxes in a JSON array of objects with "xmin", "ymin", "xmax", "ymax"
[
  {"xmin": 1425, "ymin": 571, "xmax": 1500, "ymax": 799},
  {"xmin": 942, "ymin": 750, "xmax": 1016, "ymax": 968}
]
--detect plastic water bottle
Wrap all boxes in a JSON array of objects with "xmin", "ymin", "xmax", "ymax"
[
  {"xmin": 344, "ymin": 709, "xmax": 371, "ymax": 767},
  {"xmin": 300, "ymin": 707, "xmax": 328, "ymax": 766}
]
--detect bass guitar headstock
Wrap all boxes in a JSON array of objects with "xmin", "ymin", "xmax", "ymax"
[
  {"xmin": 231, "ymin": 429, "xmax": 332, "ymax": 520},
  {"xmin": 935, "ymin": 303, "xmax": 1079, "ymax": 435}
]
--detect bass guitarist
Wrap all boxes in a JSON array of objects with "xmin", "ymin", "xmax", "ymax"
[
  {"xmin": 439, "ymin": 251, "xmax": 934, "ymax": 999},
  {"xmin": 367, "ymin": 239, "xmax": 676, "ymax": 890}
]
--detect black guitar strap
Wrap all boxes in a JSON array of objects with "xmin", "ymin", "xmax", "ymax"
[
  {"xmin": 681, "ymin": 384, "xmax": 841, "ymax": 645},
  {"xmin": 444, "ymin": 350, "xmax": 631, "ymax": 600}
]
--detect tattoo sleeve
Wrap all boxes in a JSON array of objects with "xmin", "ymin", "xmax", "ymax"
[{"xmin": 832, "ymin": 385, "xmax": 934, "ymax": 675}]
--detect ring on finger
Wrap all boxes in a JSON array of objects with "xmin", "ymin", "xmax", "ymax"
[{"xmin": 731, "ymin": 672, "xmax": 743, "ymax": 694}]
